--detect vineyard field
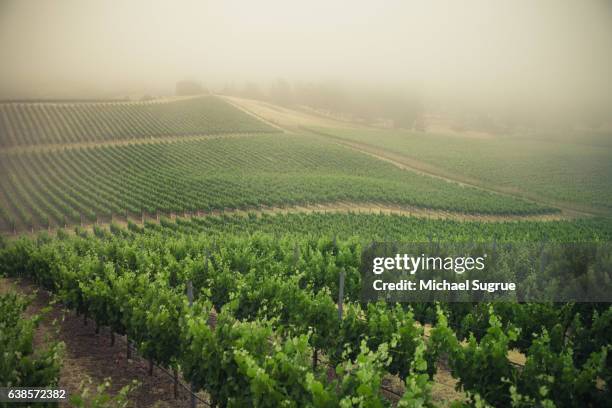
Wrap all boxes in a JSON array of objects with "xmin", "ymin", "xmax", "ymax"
[
  {"xmin": 2, "ymin": 3, "xmax": 611, "ymax": 406},
  {"xmin": 307, "ymin": 127, "xmax": 612, "ymax": 214},
  {"xmin": 0, "ymin": 134, "xmax": 555, "ymax": 233},
  {"xmin": 0, "ymin": 96, "xmax": 278, "ymax": 147},
  {"xmin": 1, "ymin": 215, "xmax": 610, "ymax": 406},
  {"xmin": 0, "ymin": 95, "xmax": 608, "ymax": 407}
]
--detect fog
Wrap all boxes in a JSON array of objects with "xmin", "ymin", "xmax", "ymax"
[{"xmin": 1, "ymin": 0, "xmax": 611, "ymax": 124}]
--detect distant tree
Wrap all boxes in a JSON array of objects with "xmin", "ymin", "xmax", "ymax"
[
  {"xmin": 221, "ymin": 82, "xmax": 237, "ymax": 96},
  {"xmin": 269, "ymin": 78, "xmax": 294, "ymax": 106},
  {"xmin": 176, "ymin": 80, "xmax": 206, "ymax": 96},
  {"xmin": 241, "ymin": 82, "xmax": 263, "ymax": 100}
]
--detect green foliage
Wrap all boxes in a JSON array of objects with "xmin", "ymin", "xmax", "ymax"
[
  {"xmin": 68, "ymin": 376, "xmax": 139, "ymax": 408},
  {"xmin": 125, "ymin": 211, "xmax": 612, "ymax": 244},
  {"xmin": 519, "ymin": 330, "xmax": 608, "ymax": 407},
  {"xmin": 0, "ymin": 132, "xmax": 560, "ymax": 232},
  {"xmin": 0, "ymin": 225, "xmax": 610, "ymax": 407},
  {"xmin": 0, "ymin": 96, "xmax": 277, "ymax": 148},
  {"xmin": 0, "ymin": 292, "xmax": 63, "ymax": 389},
  {"xmin": 449, "ymin": 309, "xmax": 518, "ymax": 406},
  {"xmin": 314, "ymin": 126, "xmax": 612, "ymax": 214},
  {"xmin": 335, "ymin": 341, "xmax": 392, "ymax": 408},
  {"xmin": 432, "ymin": 307, "xmax": 609, "ymax": 407},
  {"xmin": 398, "ymin": 341, "xmax": 435, "ymax": 408}
]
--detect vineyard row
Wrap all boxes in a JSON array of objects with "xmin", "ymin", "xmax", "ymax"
[
  {"xmin": 0, "ymin": 230, "xmax": 608, "ymax": 406},
  {"xmin": 0, "ymin": 96, "xmax": 278, "ymax": 147},
  {"xmin": 0, "ymin": 135, "xmax": 556, "ymax": 232}
]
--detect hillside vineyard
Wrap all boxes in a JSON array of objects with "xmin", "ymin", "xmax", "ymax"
[
  {"xmin": 0, "ymin": 96, "xmax": 278, "ymax": 147},
  {"xmin": 315, "ymin": 127, "xmax": 612, "ymax": 215},
  {"xmin": 1, "ymin": 217, "xmax": 609, "ymax": 406},
  {"xmin": 0, "ymin": 95, "xmax": 609, "ymax": 407},
  {"xmin": 0, "ymin": 134, "xmax": 554, "ymax": 232}
]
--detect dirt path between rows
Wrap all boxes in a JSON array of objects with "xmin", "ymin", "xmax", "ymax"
[
  {"xmin": 220, "ymin": 95, "xmax": 362, "ymax": 132},
  {"xmin": 0, "ymin": 95, "xmax": 202, "ymax": 107},
  {"xmin": 0, "ymin": 131, "xmax": 273, "ymax": 154},
  {"xmin": 0, "ymin": 277, "xmax": 206, "ymax": 407}
]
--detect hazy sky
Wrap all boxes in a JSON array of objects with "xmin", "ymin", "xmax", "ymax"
[{"xmin": 1, "ymin": 0, "xmax": 611, "ymax": 114}]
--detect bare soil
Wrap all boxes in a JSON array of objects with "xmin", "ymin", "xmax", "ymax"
[{"xmin": 0, "ymin": 132, "xmax": 267, "ymax": 155}]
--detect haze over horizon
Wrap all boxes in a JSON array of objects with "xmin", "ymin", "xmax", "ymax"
[{"xmin": 1, "ymin": 0, "xmax": 611, "ymax": 121}]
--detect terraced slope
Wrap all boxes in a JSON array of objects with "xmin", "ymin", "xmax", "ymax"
[
  {"xmin": 0, "ymin": 134, "xmax": 555, "ymax": 232},
  {"xmin": 0, "ymin": 96, "xmax": 278, "ymax": 147}
]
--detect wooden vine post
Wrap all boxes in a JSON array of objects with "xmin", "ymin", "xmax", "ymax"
[
  {"xmin": 338, "ymin": 268, "xmax": 345, "ymax": 321},
  {"xmin": 187, "ymin": 280, "xmax": 196, "ymax": 408}
]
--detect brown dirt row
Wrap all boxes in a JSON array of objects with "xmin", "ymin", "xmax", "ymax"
[
  {"xmin": 219, "ymin": 95, "xmax": 364, "ymax": 132},
  {"xmin": 219, "ymin": 95, "xmax": 288, "ymax": 132},
  {"xmin": 0, "ymin": 94, "xmax": 201, "ymax": 107},
  {"xmin": 0, "ymin": 131, "xmax": 273, "ymax": 154}
]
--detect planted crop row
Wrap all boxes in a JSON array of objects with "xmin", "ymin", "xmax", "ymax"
[
  {"xmin": 0, "ymin": 135, "xmax": 556, "ymax": 231},
  {"xmin": 0, "ymin": 96, "xmax": 278, "ymax": 147},
  {"xmin": 132, "ymin": 211, "xmax": 612, "ymax": 243},
  {"xmin": 313, "ymin": 127, "xmax": 612, "ymax": 214},
  {"xmin": 0, "ymin": 229, "xmax": 608, "ymax": 406},
  {"xmin": 0, "ymin": 292, "xmax": 63, "ymax": 390}
]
